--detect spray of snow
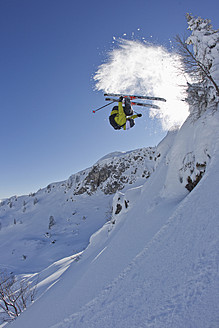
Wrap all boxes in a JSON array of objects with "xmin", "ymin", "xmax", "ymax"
[{"xmin": 94, "ymin": 39, "xmax": 190, "ymax": 130}]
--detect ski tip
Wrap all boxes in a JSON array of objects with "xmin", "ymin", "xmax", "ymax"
[{"xmin": 105, "ymin": 98, "xmax": 116, "ymax": 102}]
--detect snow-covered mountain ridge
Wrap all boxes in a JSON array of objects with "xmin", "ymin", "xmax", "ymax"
[
  {"xmin": 70, "ymin": 147, "xmax": 159, "ymax": 195},
  {"xmin": 5, "ymin": 105, "xmax": 218, "ymax": 328},
  {"xmin": 0, "ymin": 109, "xmax": 217, "ymax": 276},
  {"xmin": 1, "ymin": 104, "xmax": 219, "ymax": 328},
  {"xmin": 0, "ymin": 144, "xmax": 162, "ymax": 274}
]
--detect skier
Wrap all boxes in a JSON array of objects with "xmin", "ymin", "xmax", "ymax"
[{"xmin": 109, "ymin": 97, "xmax": 142, "ymax": 130}]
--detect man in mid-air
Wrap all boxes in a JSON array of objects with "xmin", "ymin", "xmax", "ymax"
[{"xmin": 109, "ymin": 96, "xmax": 142, "ymax": 130}]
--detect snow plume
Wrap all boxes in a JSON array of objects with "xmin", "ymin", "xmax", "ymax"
[{"xmin": 94, "ymin": 39, "xmax": 190, "ymax": 130}]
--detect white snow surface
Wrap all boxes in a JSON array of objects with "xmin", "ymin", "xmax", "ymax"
[{"xmin": 1, "ymin": 107, "xmax": 218, "ymax": 328}]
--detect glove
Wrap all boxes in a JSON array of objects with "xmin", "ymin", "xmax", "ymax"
[
  {"xmin": 137, "ymin": 113, "xmax": 142, "ymax": 117},
  {"xmin": 119, "ymin": 96, "xmax": 123, "ymax": 102}
]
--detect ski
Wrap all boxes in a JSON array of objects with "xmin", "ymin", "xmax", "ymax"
[
  {"xmin": 104, "ymin": 93, "xmax": 166, "ymax": 102},
  {"xmin": 105, "ymin": 98, "xmax": 160, "ymax": 109}
]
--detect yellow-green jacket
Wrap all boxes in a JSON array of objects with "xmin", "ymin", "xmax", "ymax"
[{"xmin": 110, "ymin": 101, "xmax": 138, "ymax": 130}]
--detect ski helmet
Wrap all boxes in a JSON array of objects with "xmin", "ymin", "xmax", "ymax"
[{"xmin": 124, "ymin": 97, "xmax": 133, "ymax": 116}]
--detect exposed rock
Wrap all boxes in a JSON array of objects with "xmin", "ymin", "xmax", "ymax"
[
  {"xmin": 73, "ymin": 148, "xmax": 158, "ymax": 196},
  {"xmin": 185, "ymin": 162, "xmax": 206, "ymax": 192},
  {"xmin": 115, "ymin": 203, "xmax": 122, "ymax": 215}
]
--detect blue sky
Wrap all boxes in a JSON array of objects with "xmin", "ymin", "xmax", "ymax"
[{"xmin": 0, "ymin": 0, "xmax": 218, "ymax": 199}]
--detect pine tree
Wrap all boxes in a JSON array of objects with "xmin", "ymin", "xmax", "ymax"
[{"xmin": 176, "ymin": 14, "xmax": 219, "ymax": 117}]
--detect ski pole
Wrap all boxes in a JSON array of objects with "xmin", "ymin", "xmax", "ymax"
[{"xmin": 92, "ymin": 101, "xmax": 115, "ymax": 113}]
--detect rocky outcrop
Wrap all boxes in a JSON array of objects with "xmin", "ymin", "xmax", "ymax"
[{"xmin": 72, "ymin": 148, "xmax": 159, "ymax": 195}]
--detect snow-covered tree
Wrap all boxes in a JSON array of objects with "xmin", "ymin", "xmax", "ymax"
[
  {"xmin": 49, "ymin": 215, "xmax": 55, "ymax": 229},
  {"xmin": 176, "ymin": 14, "xmax": 219, "ymax": 116},
  {"xmin": 0, "ymin": 271, "xmax": 37, "ymax": 323}
]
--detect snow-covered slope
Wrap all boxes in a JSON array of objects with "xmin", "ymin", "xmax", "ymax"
[
  {"xmin": 0, "ymin": 146, "xmax": 159, "ymax": 274},
  {"xmin": 4, "ymin": 106, "xmax": 219, "ymax": 328}
]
